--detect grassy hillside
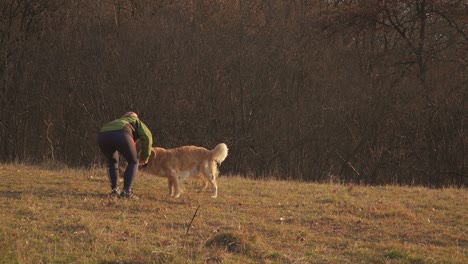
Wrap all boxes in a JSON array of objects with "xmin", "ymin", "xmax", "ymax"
[{"xmin": 0, "ymin": 164, "xmax": 466, "ymax": 263}]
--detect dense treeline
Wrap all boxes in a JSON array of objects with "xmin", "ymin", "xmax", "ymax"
[{"xmin": 1, "ymin": 0, "xmax": 466, "ymax": 186}]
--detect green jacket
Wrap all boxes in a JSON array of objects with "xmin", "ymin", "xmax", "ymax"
[{"xmin": 100, "ymin": 115, "xmax": 153, "ymax": 161}]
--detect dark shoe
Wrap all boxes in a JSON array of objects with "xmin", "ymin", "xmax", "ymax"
[
  {"xmin": 108, "ymin": 188, "xmax": 120, "ymax": 197},
  {"xmin": 119, "ymin": 190, "xmax": 139, "ymax": 200}
]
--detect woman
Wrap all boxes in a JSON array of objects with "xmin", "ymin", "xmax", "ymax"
[{"xmin": 97, "ymin": 111, "xmax": 153, "ymax": 199}]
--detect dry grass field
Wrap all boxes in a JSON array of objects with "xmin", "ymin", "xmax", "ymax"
[{"xmin": 0, "ymin": 164, "xmax": 466, "ymax": 263}]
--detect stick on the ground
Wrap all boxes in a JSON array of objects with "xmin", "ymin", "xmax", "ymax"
[{"xmin": 184, "ymin": 205, "xmax": 201, "ymax": 247}]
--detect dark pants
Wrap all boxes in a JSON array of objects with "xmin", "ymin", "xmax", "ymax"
[{"xmin": 97, "ymin": 130, "xmax": 138, "ymax": 192}]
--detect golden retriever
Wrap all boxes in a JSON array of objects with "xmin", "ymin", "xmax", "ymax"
[{"xmin": 144, "ymin": 143, "xmax": 228, "ymax": 198}]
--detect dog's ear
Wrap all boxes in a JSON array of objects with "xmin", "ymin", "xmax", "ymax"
[{"xmin": 148, "ymin": 149, "xmax": 156, "ymax": 162}]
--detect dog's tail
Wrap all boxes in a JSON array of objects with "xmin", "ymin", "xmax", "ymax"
[{"xmin": 211, "ymin": 143, "xmax": 228, "ymax": 164}]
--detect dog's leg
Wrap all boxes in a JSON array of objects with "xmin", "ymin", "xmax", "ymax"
[
  {"xmin": 206, "ymin": 162, "xmax": 218, "ymax": 198},
  {"xmin": 167, "ymin": 177, "xmax": 175, "ymax": 197},
  {"xmin": 208, "ymin": 178, "xmax": 218, "ymax": 198},
  {"xmin": 198, "ymin": 179, "xmax": 208, "ymax": 193},
  {"xmin": 210, "ymin": 180, "xmax": 218, "ymax": 198},
  {"xmin": 173, "ymin": 172, "xmax": 181, "ymax": 198}
]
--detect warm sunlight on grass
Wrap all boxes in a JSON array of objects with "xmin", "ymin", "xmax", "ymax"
[{"xmin": 0, "ymin": 164, "xmax": 466, "ymax": 263}]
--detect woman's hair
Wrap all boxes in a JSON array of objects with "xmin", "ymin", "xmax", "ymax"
[{"xmin": 124, "ymin": 111, "xmax": 138, "ymax": 118}]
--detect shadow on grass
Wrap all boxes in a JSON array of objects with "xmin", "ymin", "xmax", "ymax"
[
  {"xmin": 0, "ymin": 191, "xmax": 22, "ymax": 199},
  {"xmin": 2, "ymin": 188, "xmax": 111, "ymax": 200},
  {"xmin": 98, "ymin": 261, "xmax": 146, "ymax": 264}
]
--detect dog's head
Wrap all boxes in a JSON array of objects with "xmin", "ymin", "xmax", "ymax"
[{"xmin": 139, "ymin": 149, "xmax": 156, "ymax": 171}]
